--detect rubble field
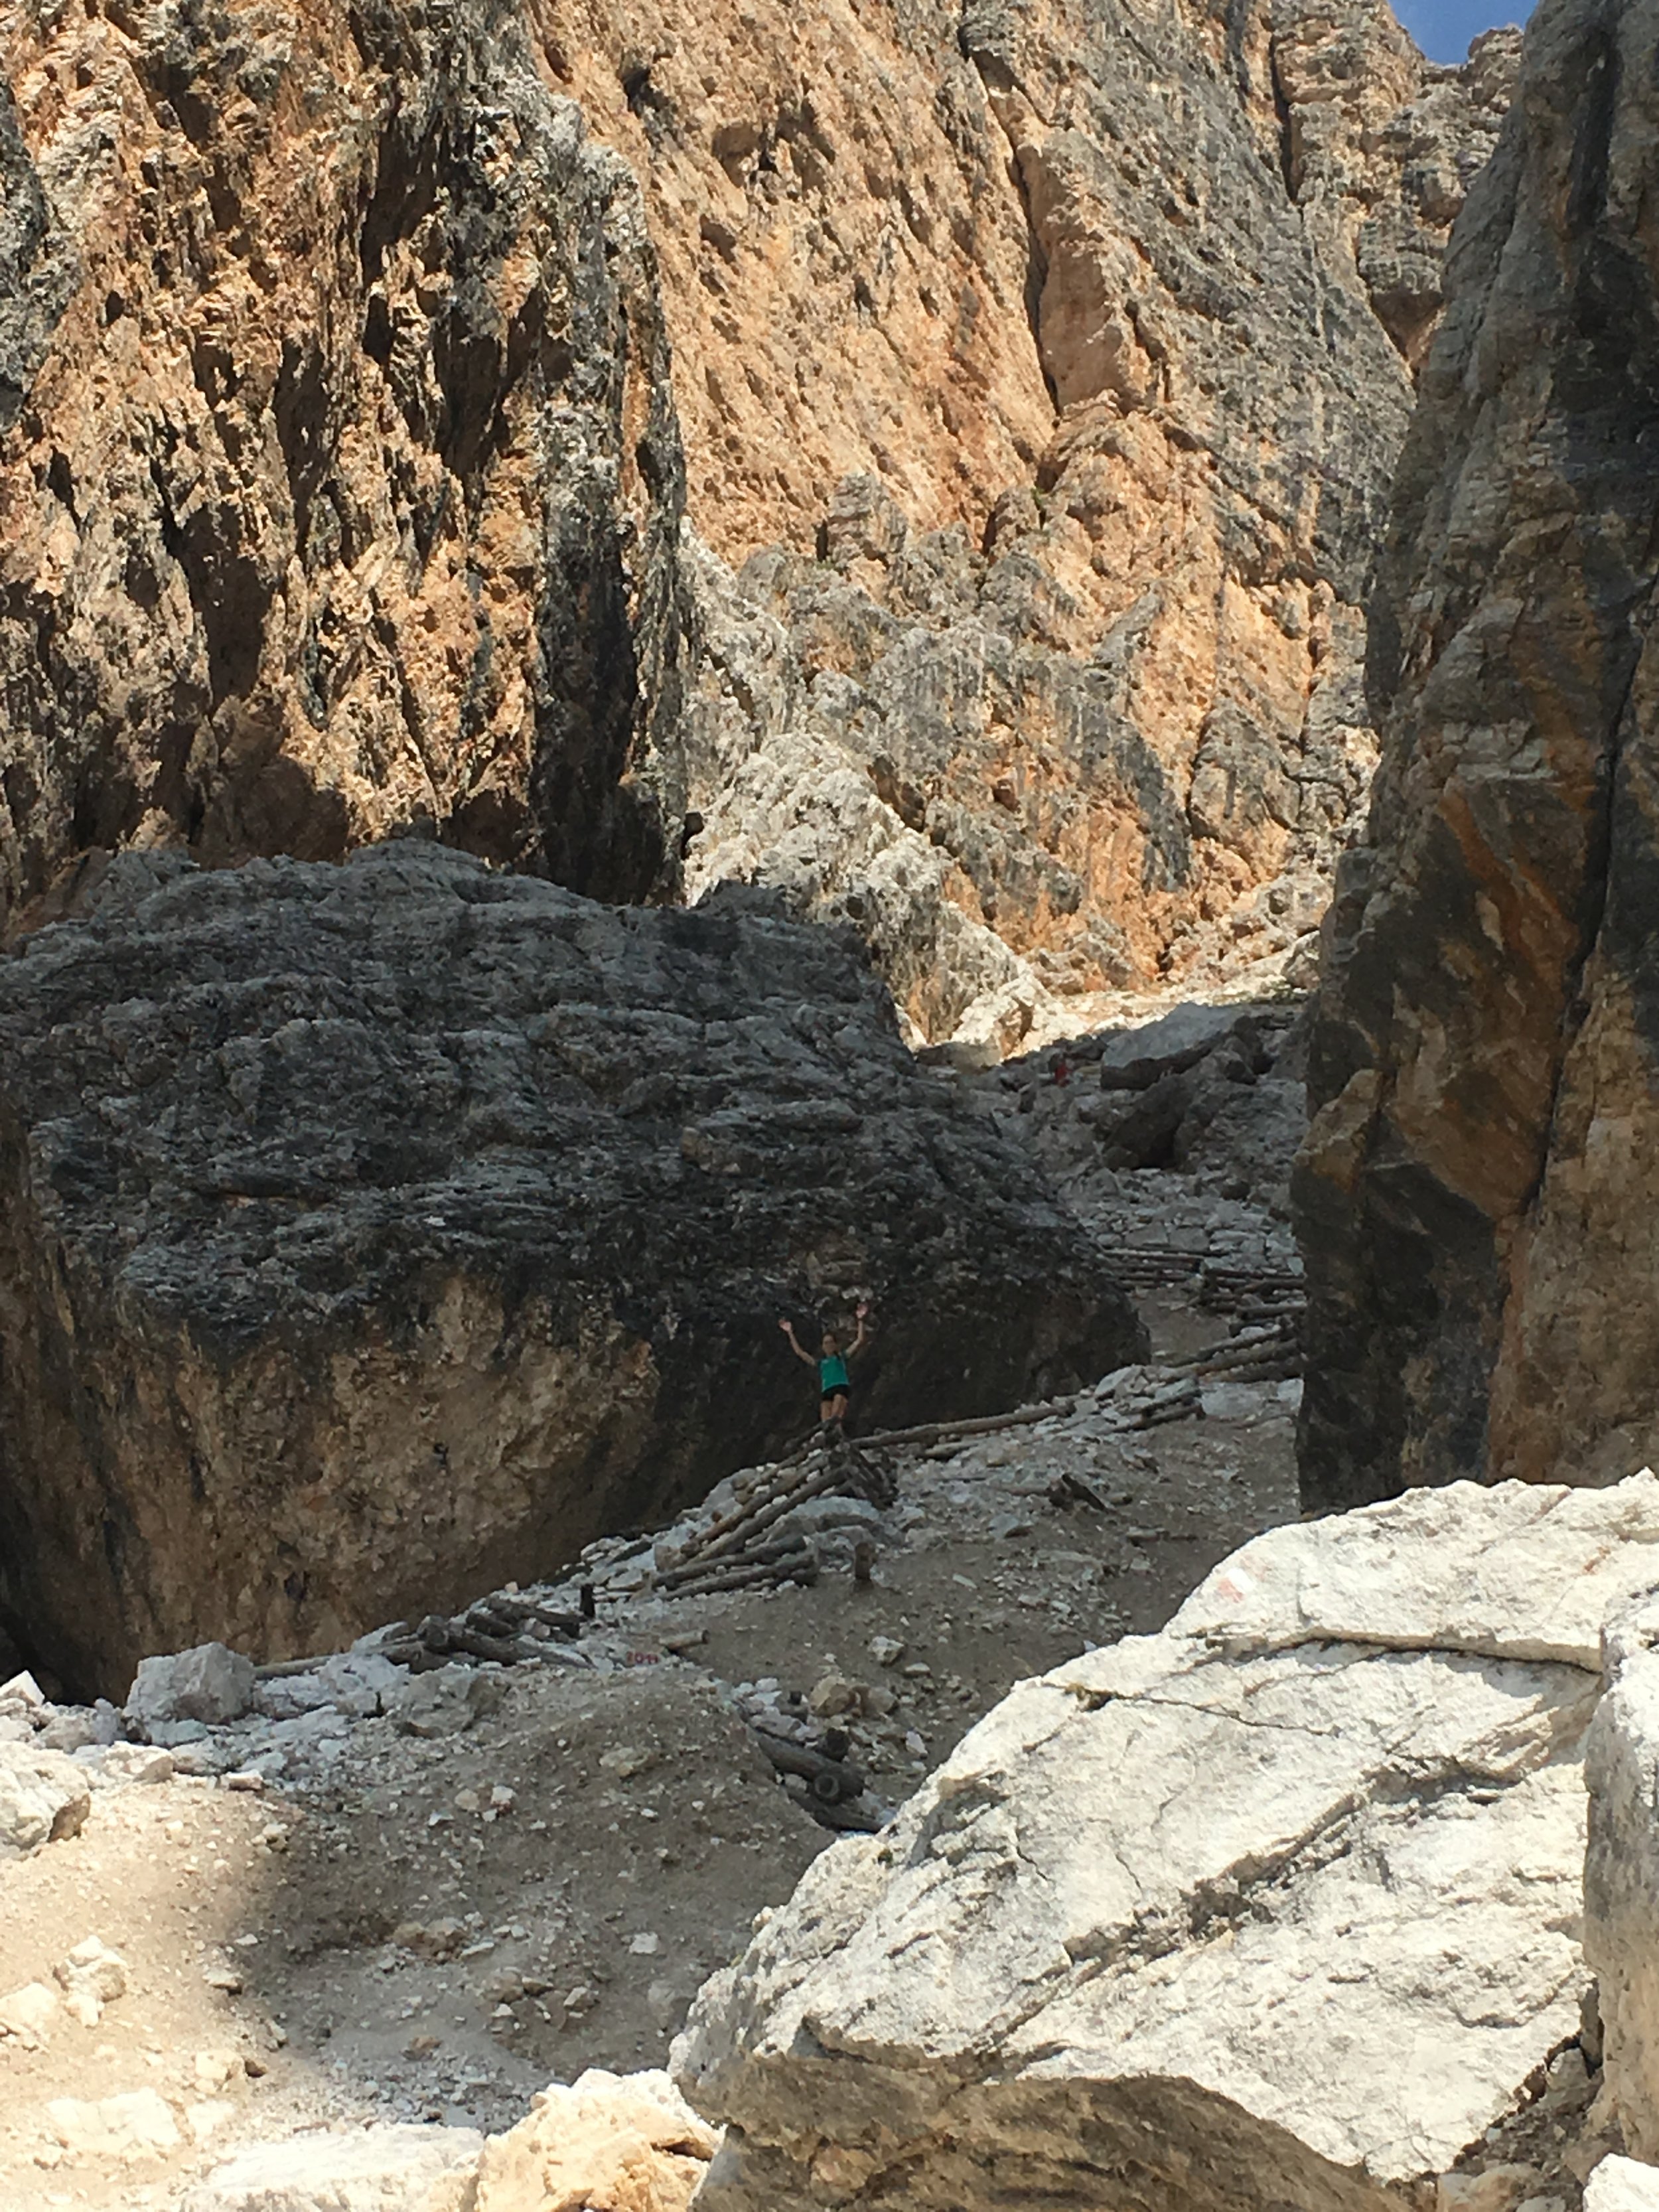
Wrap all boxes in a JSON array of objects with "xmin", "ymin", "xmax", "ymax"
[{"xmin": 0, "ymin": 1007, "xmax": 1305, "ymax": 2211}]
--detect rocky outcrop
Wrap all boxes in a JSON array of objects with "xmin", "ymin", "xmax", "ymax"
[
  {"xmin": 1, "ymin": 0, "xmax": 691, "ymax": 924},
  {"xmin": 1294, "ymin": 0, "xmax": 1659, "ymax": 1510},
  {"xmin": 0, "ymin": 844, "xmax": 1142, "ymax": 1698},
  {"xmin": 0, "ymin": 1739, "xmax": 90, "ymax": 1856},
  {"xmin": 2, "ymin": 0, "xmax": 1514, "ymax": 1039},
  {"xmin": 674, "ymin": 1473, "xmax": 1659, "ymax": 2212},
  {"xmin": 474, "ymin": 2068, "xmax": 718, "ymax": 2211},
  {"xmin": 1078, "ymin": 1001, "xmax": 1307, "ymax": 1197}
]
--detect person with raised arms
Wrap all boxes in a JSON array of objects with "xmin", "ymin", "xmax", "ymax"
[{"xmin": 778, "ymin": 1301, "xmax": 871, "ymax": 1432}]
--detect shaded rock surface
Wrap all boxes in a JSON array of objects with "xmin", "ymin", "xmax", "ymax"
[
  {"xmin": 948, "ymin": 995, "xmax": 1309, "ymax": 1229},
  {"xmin": 0, "ymin": 842, "xmax": 1142, "ymax": 1700},
  {"xmin": 1587, "ymin": 1591, "xmax": 1659, "ymax": 2162},
  {"xmin": 1, "ymin": 0, "xmax": 1515, "ymax": 1041},
  {"xmin": 674, "ymin": 1473, "xmax": 1658, "ymax": 2212},
  {"xmin": 1295, "ymin": 0, "xmax": 1659, "ymax": 1509},
  {"xmin": 125, "ymin": 1642, "xmax": 255, "ymax": 1730}
]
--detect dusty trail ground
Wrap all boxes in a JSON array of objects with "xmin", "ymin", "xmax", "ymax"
[{"xmin": 0, "ymin": 1037, "xmax": 1303, "ymax": 2210}]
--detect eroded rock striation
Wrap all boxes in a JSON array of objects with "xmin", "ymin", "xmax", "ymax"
[
  {"xmin": 0, "ymin": 844, "xmax": 1141, "ymax": 1698},
  {"xmin": 1295, "ymin": 0, "xmax": 1659, "ymax": 1509},
  {"xmin": 677, "ymin": 9, "xmax": 1519, "ymax": 1043},
  {"xmin": 676, "ymin": 1473, "xmax": 1659, "ymax": 2212},
  {"xmin": 2, "ymin": 0, "xmax": 1514, "ymax": 1038},
  {"xmin": 1, "ymin": 0, "xmax": 691, "ymax": 921}
]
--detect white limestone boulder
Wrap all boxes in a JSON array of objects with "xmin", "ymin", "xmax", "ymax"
[
  {"xmin": 676, "ymin": 1475, "xmax": 1656, "ymax": 2212},
  {"xmin": 126, "ymin": 1642, "xmax": 255, "ymax": 1730},
  {"xmin": 1585, "ymin": 1589, "xmax": 1659, "ymax": 2158},
  {"xmin": 1587, "ymin": 2158, "xmax": 1659, "ymax": 2212},
  {"xmin": 181, "ymin": 2123, "xmax": 483, "ymax": 2210},
  {"xmin": 0, "ymin": 1739, "xmax": 92, "ymax": 1853},
  {"xmin": 1175, "ymin": 1469, "xmax": 1659, "ymax": 1666}
]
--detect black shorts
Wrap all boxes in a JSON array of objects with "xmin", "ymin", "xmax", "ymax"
[{"xmin": 821, "ymin": 1388, "xmax": 849, "ymax": 1411}]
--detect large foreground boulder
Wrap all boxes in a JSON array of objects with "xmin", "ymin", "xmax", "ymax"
[
  {"xmin": 0, "ymin": 844, "xmax": 1142, "ymax": 1698},
  {"xmin": 676, "ymin": 1473, "xmax": 1659, "ymax": 2212}
]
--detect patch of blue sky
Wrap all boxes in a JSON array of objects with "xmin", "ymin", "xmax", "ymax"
[{"xmin": 1390, "ymin": 0, "xmax": 1529, "ymax": 63}]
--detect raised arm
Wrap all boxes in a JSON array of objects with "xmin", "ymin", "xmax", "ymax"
[
  {"xmin": 848, "ymin": 1301, "xmax": 871, "ymax": 1357},
  {"xmin": 778, "ymin": 1317, "xmax": 817, "ymax": 1369}
]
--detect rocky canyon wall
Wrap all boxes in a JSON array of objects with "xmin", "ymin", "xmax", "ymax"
[
  {"xmin": 1, "ymin": 0, "xmax": 1515, "ymax": 1039},
  {"xmin": 669, "ymin": 0, "xmax": 1518, "ymax": 1045},
  {"xmin": 1, "ymin": 0, "xmax": 692, "ymax": 921},
  {"xmin": 1295, "ymin": 0, "xmax": 1659, "ymax": 1510}
]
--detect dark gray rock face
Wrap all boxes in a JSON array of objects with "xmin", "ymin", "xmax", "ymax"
[
  {"xmin": 1084, "ymin": 1008, "xmax": 1306, "ymax": 1198},
  {"xmin": 0, "ymin": 846, "xmax": 1143, "ymax": 1698},
  {"xmin": 0, "ymin": 83, "xmax": 75, "ymax": 433},
  {"xmin": 1295, "ymin": 0, "xmax": 1659, "ymax": 1510}
]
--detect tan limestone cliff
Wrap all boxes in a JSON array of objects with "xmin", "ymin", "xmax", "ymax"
[
  {"xmin": 648, "ymin": 0, "xmax": 1518, "ymax": 1037},
  {"xmin": 1, "ymin": 0, "xmax": 690, "ymax": 922},
  {"xmin": 1, "ymin": 0, "xmax": 1514, "ymax": 1037}
]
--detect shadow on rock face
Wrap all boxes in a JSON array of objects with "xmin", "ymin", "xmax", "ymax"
[{"xmin": 0, "ymin": 845, "xmax": 1144, "ymax": 1700}]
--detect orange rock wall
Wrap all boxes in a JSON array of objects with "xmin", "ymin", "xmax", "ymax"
[
  {"xmin": 0, "ymin": 0, "xmax": 689, "ymax": 921},
  {"xmin": 0, "ymin": 0, "xmax": 1516, "ymax": 1029}
]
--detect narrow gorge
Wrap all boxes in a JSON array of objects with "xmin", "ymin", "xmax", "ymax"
[
  {"xmin": 17, "ymin": 1, "xmax": 1659, "ymax": 2211},
  {"xmin": 0, "ymin": 0, "xmax": 1520, "ymax": 1690}
]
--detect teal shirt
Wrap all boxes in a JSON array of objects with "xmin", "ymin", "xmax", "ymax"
[{"xmin": 819, "ymin": 1353, "xmax": 850, "ymax": 1392}]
